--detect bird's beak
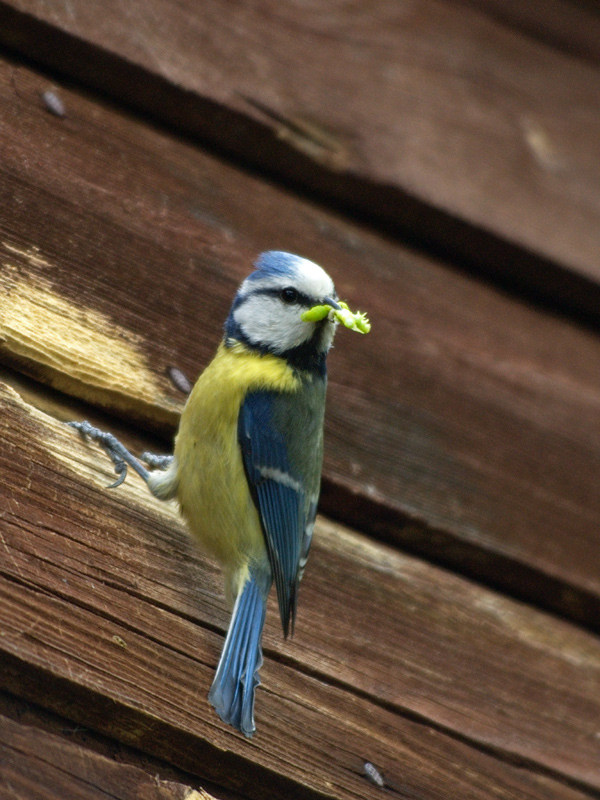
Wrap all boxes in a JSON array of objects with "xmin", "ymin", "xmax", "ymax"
[{"xmin": 323, "ymin": 296, "xmax": 342, "ymax": 310}]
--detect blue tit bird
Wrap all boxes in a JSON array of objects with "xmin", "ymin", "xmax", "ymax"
[
  {"xmin": 149, "ymin": 250, "xmax": 342, "ymax": 736},
  {"xmin": 70, "ymin": 251, "xmax": 354, "ymax": 737}
]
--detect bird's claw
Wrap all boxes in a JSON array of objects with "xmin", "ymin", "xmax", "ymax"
[
  {"xmin": 67, "ymin": 421, "xmax": 150, "ymax": 485},
  {"xmin": 107, "ymin": 460, "xmax": 128, "ymax": 489}
]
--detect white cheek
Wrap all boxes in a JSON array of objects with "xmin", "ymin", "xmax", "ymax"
[{"xmin": 234, "ymin": 296, "xmax": 312, "ymax": 352}]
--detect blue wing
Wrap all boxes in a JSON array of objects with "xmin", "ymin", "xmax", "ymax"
[{"xmin": 238, "ymin": 391, "xmax": 307, "ymax": 637}]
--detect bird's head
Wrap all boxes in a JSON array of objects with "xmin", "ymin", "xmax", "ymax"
[{"xmin": 225, "ymin": 252, "xmax": 341, "ymax": 369}]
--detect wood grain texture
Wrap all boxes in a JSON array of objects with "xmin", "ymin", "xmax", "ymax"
[
  {"xmin": 3, "ymin": 0, "xmax": 600, "ymax": 316},
  {"xmin": 1, "ymin": 7, "xmax": 599, "ymax": 800},
  {"xmin": 1, "ymin": 57, "xmax": 600, "ymax": 629},
  {"xmin": 0, "ymin": 689, "xmax": 239, "ymax": 800},
  {"xmin": 0, "ymin": 711, "xmax": 212, "ymax": 800},
  {"xmin": 1, "ymin": 378, "xmax": 600, "ymax": 798},
  {"xmin": 455, "ymin": 0, "xmax": 600, "ymax": 67}
]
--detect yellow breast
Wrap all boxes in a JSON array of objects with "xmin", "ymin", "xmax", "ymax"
[{"xmin": 173, "ymin": 342, "xmax": 300, "ymax": 600}]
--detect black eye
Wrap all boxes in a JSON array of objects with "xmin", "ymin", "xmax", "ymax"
[{"xmin": 280, "ymin": 287, "xmax": 299, "ymax": 304}]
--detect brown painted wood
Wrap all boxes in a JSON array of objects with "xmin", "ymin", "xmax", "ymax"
[
  {"xmin": 0, "ymin": 690, "xmax": 244, "ymax": 800},
  {"xmin": 0, "ymin": 710, "xmax": 211, "ymax": 800},
  {"xmin": 1, "ymin": 377, "xmax": 600, "ymax": 798},
  {"xmin": 456, "ymin": 0, "xmax": 600, "ymax": 67},
  {"xmin": 1, "ymin": 57, "xmax": 600, "ymax": 630},
  {"xmin": 3, "ymin": 0, "xmax": 600, "ymax": 318},
  {"xmin": 1, "ymin": 7, "xmax": 599, "ymax": 800}
]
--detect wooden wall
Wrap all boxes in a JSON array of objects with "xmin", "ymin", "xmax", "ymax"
[{"xmin": 1, "ymin": 2, "xmax": 600, "ymax": 798}]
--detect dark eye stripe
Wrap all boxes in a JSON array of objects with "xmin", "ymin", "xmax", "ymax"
[{"xmin": 248, "ymin": 286, "xmax": 313, "ymax": 307}]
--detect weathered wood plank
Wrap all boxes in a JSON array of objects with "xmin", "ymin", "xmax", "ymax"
[
  {"xmin": 0, "ymin": 710, "xmax": 214, "ymax": 800},
  {"xmin": 1, "ymin": 56, "xmax": 600, "ymax": 627},
  {"xmin": 1, "ymin": 378, "xmax": 600, "ymax": 797},
  {"xmin": 0, "ymin": 690, "xmax": 238, "ymax": 800},
  {"xmin": 456, "ymin": 0, "xmax": 600, "ymax": 67},
  {"xmin": 3, "ymin": 0, "xmax": 600, "ymax": 315}
]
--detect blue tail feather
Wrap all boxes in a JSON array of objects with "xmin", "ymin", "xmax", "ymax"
[{"xmin": 208, "ymin": 571, "xmax": 270, "ymax": 737}]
